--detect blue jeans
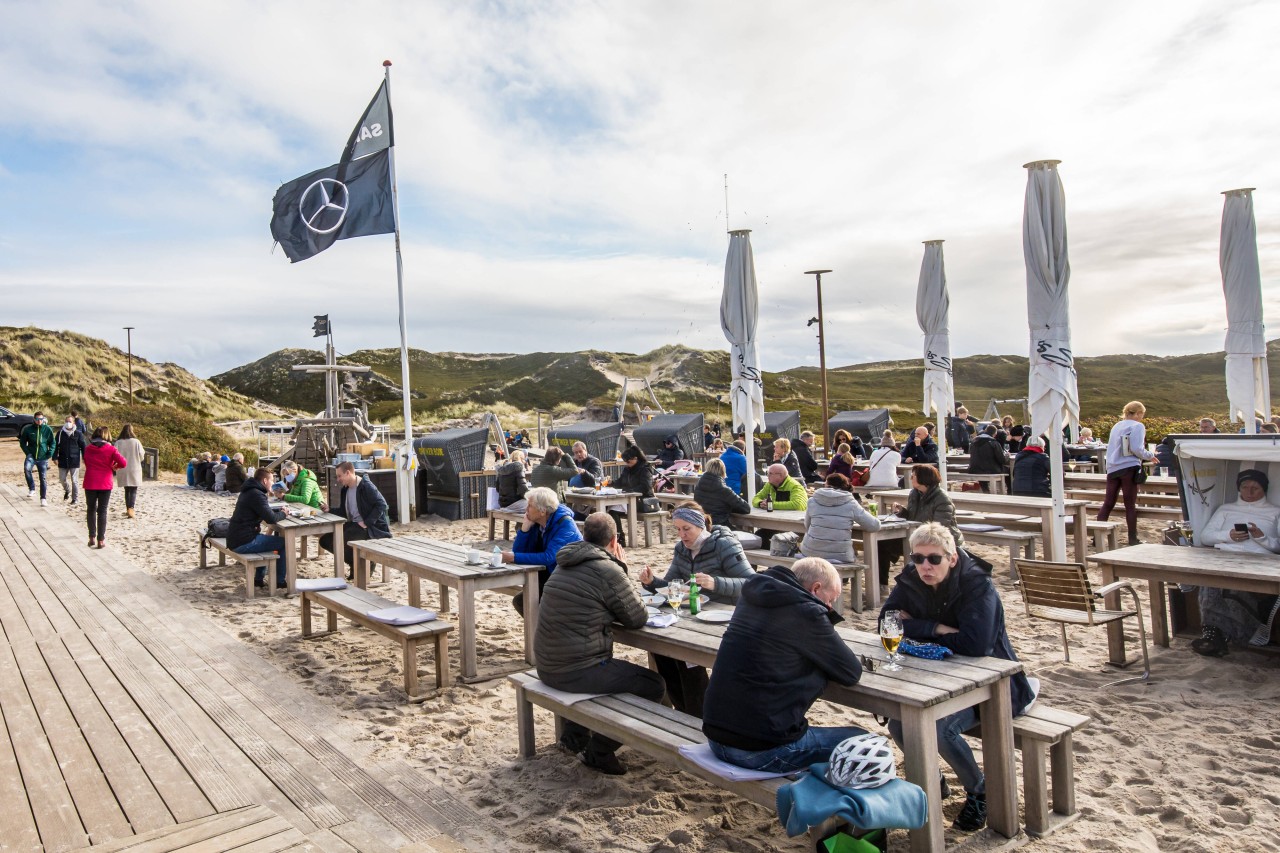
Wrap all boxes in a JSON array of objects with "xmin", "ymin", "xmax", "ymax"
[
  {"xmin": 24, "ymin": 457, "xmax": 49, "ymax": 498},
  {"xmin": 709, "ymin": 724, "xmax": 870, "ymax": 774},
  {"xmin": 235, "ymin": 534, "xmax": 286, "ymax": 584},
  {"xmin": 888, "ymin": 706, "xmax": 983, "ymax": 794}
]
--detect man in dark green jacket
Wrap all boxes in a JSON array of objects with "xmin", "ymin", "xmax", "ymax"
[
  {"xmin": 20, "ymin": 411, "xmax": 56, "ymax": 504},
  {"xmin": 534, "ymin": 512, "xmax": 663, "ymax": 775}
]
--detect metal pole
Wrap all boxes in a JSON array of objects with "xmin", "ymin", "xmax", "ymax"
[
  {"xmin": 385, "ymin": 60, "xmax": 414, "ymax": 524},
  {"xmin": 123, "ymin": 326, "xmax": 135, "ymax": 405},
  {"xmin": 805, "ymin": 270, "xmax": 831, "ymax": 451}
]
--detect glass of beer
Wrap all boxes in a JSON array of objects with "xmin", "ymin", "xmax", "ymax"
[
  {"xmin": 666, "ymin": 581, "xmax": 685, "ymax": 615},
  {"xmin": 880, "ymin": 610, "xmax": 904, "ymax": 672}
]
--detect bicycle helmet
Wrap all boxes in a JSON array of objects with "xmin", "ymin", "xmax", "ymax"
[{"xmin": 826, "ymin": 733, "xmax": 897, "ymax": 789}]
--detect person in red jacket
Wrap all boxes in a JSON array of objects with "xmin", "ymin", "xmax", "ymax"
[{"xmin": 81, "ymin": 427, "xmax": 127, "ymax": 549}]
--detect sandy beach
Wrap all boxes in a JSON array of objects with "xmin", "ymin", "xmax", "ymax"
[{"xmin": 5, "ymin": 440, "xmax": 1278, "ymax": 853}]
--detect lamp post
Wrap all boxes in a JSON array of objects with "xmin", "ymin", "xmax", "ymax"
[
  {"xmin": 804, "ymin": 270, "xmax": 832, "ymax": 450},
  {"xmin": 123, "ymin": 326, "xmax": 135, "ymax": 405}
]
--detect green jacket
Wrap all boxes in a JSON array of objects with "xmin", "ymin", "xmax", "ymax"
[
  {"xmin": 752, "ymin": 474, "xmax": 809, "ymax": 511},
  {"xmin": 283, "ymin": 467, "xmax": 323, "ymax": 508},
  {"xmin": 19, "ymin": 423, "xmax": 56, "ymax": 461}
]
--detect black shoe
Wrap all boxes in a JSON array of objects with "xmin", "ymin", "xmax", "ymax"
[
  {"xmin": 558, "ymin": 733, "xmax": 588, "ymax": 755},
  {"xmin": 276, "ymin": 580, "xmax": 288, "ymax": 590},
  {"xmin": 254, "ymin": 578, "xmax": 267, "ymax": 589},
  {"xmin": 1191, "ymin": 625, "xmax": 1230, "ymax": 657},
  {"xmin": 581, "ymin": 751, "xmax": 627, "ymax": 775},
  {"xmin": 953, "ymin": 793, "xmax": 986, "ymax": 832},
  {"xmin": 939, "ymin": 773, "xmax": 951, "ymax": 800}
]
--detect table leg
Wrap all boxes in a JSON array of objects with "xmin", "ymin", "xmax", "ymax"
[
  {"xmin": 980, "ymin": 677, "xmax": 1019, "ymax": 839},
  {"xmin": 438, "ymin": 583, "xmax": 451, "ymax": 613},
  {"xmin": 627, "ymin": 497, "xmax": 638, "ymax": 548},
  {"xmin": 331, "ymin": 523, "xmax": 345, "ymax": 579},
  {"xmin": 408, "ymin": 576, "xmax": 421, "ymax": 608},
  {"xmin": 459, "ymin": 582, "xmax": 477, "ymax": 680},
  {"xmin": 1100, "ymin": 564, "xmax": 1128, "ymax": 664},
  {"xmin": 283, "ymin": 530, "xmax": 298, "ymax": 596},
  {"xmin": 1040, "ymin": 508, "xmax": 1059, "ymax": 562},
  {"xmin": 523, "ymin": 569, "xmax": 539, "ymax": 666},
  {"xmin": 862, "ymin": 531, "xmax": 881, "ymax": 611},
  {"xmin": 899, "ymin": 708, "xmax": 943, "ymax": 853},
  {"xmin": 354, "ymin": 547, "xmax": 367, "ymax": 588},
  {"xmin": 1149, "ymin": 580, "xmax": 1170, "ymax": 647},
  {"xmin": 1073, "ymin": 505, "xmax": 1088, "ymax": 560}
]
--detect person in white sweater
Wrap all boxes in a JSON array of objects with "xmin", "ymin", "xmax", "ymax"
[{"xmin": 863, "ymin": 435, "xmax": 902, "ymax": 488}]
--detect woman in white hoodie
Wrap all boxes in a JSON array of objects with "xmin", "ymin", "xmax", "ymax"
[{"xmin": 800, "ymin": 473, "xmax": 881, "ymax": 564}]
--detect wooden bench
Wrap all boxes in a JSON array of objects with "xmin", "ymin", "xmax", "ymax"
[
  {"xmin": 509, "ymin": 671, "xmax": 841, "ymax": 846},
  {"xmin": 301, "ymin": 585, "xmax": 452, "ymax": 701},
  {"xmin": 743, "ymin": 549, "xmax": 865, "ymax": 614},
  {"xmin": 959, "ymin": 528, "xmax": 1039, "ymax": 574},
  {"xmin": 197, "ymin": 529, "xmax": 280, "ymax": 600},
  {"xmin": 638, "ymin": 510, "xmax": 670, "ymax": 547},
  {"xmin": 1009, "ymin": 705, "xmax": 1090, "ymax": 837},
  {"xmin": 487, "ymin": 508, "xmax": 526, "ymax": 541}
]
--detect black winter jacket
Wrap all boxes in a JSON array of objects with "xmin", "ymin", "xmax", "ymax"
[
  {"xmin": 227, "ymin": 478, "xmax": 285, "ymax": 550},
  {"xmin": 967, "ymin": 434, "xmax": 1008, "ymax": 475},
  {"xmin": 703, "ymin": 566, "xmax": 863, "ymax": 751},
  {"xmin": 612, "ymin": 459, "xmax": 655, "ymax": 499},
  {"xmin": 776, "ymin": 450, "xmax": 803, "ymax": 481},
  {"xmin": 793, "ymin": 441, "xmax": 821, "ymax": 483},
  {"xmin": 656, "ymin": 435, "xmax": 685, "ymax": 469},
  {"xmin": 1011, "ymin": 448, "xmax": 1051, "ymax": 497},
  {"xmin": 55, "ymin": 428, "xmax": 85, "ymax": 468},
  {"xmin": 901, "ymin": 437, "xmax": 940, "ymax": 465},
  {"xmin": 496, "ymin": 460, "xmax": 529, "ymax": 507},
  {"xmin": 693, "ymin": 473, "xmax": 751, "ymax": 528},
  {"xmin": 224, "ymin": 460, "xmax": 247, "ymax": 494},
  {"xmin": 334, "ymin": 476, "xmax": 392, "ymax": 538},
  {"xmin": 880, "ymin": 553, "xmax": 1034, "ymax": 716}
]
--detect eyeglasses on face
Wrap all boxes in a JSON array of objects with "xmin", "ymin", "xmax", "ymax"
[{"xmin": 909, "ymin": 552, "xmax": 946, "ymax": 566}]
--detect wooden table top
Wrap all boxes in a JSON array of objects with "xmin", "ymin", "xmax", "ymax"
[
  {"xmin": 1088, "ymin": 543, "xmax": 1280, "ymax": 583},
  {"xmin": 350, "ymin": 537, "xmax": 542, "ymax": 580},
  {"xmin": 270, "ymin": 510, "xmax": 346, "ymax": 530}
]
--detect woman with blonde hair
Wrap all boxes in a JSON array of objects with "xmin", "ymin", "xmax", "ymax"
[
  {"xmin": 772, "ymin": 438, "xmax": 802, "ymax": 480},
  {"xmin": 1098, "ymin": 401, "xmax": 1156, "ymax": 545}
]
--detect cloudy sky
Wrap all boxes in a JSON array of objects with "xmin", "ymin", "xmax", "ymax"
[{"xmin": 2, "ymin": 1, "xmax": 1279, "ymax": 379}]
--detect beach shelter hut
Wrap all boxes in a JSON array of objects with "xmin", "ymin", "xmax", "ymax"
[
  {"xmin": 722, "ymin": 229, "xmax": 766, "ymax": 501},
  {"xmin": 1023, "ymin": 160, "xmax": 1080, "ymax": 561},
  {"xmin": 1220, "ymin": 188, "xmax": 1270, "ymax": 434},
  {"xmin": 916, "ymin": 240, "xmax": 954, "ymax": 487}
]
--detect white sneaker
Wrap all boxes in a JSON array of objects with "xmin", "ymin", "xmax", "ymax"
[
  {"xmin": 29, "ymin": 489, "xmax": 36, "ymax": 498},
  {"xmin": 40, "ymin": 498, "xmax": 47, "ymax": 507}
]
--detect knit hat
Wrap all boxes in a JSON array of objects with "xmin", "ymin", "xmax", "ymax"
[
  {"xmin": 881, "ymin": 435, "xmax": 896, "ymax": 448},
  {"xmin": 1237, "ymin": 468, "xmax": 1270, "ymax": 493},
  {"xmin": 220, "ymin": 455, "xmax": 230, "ymax": 462}
]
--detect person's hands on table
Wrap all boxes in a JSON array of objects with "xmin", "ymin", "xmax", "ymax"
[
  {"xmin": 891, "ymin": 503, "xmax": 904, "ymax": 514},
  {"xmin": 934, "ymin": 624, "xmax": 959, "ymax": 636},
  {"xmin": 319, "ymin": 501, "xmax": 329, "ymax": 512},
  {"xmin": 637, "ymin": 564, "xmax": 654, "ymax": 585},
  {"xmin": 501, "ymin": 551, "xmax": 515, "ymax": 564},
  {"xmin": 694, "ymin": 572, "xmax": 715, "ymax": 590}
]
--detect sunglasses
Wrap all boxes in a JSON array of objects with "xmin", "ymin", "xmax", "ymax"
[
  {"xmin": 859, "ymin": 654, "xmax": 877, "ymax": 673},
  {"xmin": 909, "ymin": 553, "xmax": 946, "ymax": 566}
]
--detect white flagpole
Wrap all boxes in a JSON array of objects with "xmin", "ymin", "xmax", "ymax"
[{"xmin": 384, "ymin": 60, "xmax": 414, "ymax": 525}]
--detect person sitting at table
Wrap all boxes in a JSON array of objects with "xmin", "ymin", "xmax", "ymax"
[
  {"xmin": 702, "ymin": 557, "xmax": 867, "ymax": 772},
  {"xmin": 752, "ymin": 463, "xmax": 808, "ymax": 511},
  {"xmin": 720, "ymin": 439, "xmax": 749, "ymax": 497},
  {"xmin": 833, "ymin": 428, "xmax": 867, "ymax": 460},
  {"xmin": 1011, "ymin": 435, "xmax": 1051, "ymax": 498},
  {"xmin": 772, "ymin": 438, "xmax": 804, "ymax": 481},
  {"xmin": 534, "ymin": 512, "xmax": 662, "ymax": 775},
  {"xmin": 639, "ymin": 503, "xmax": 754, "ymax": 715},
  {"xmin": 793, "ymin": 431, "xmax": 823, "ymax": 484},
  {"xmin": 827, "ymin": 443, "xmax": 855, "ymax": 482},
  {"xmin": 568, "ymin": 441, "xmax": 604, "ymax": 488},
  {"xmin": 279, "ymin": 460, "xmax": 323, "ymax": 508},
  {"xmin": 693, "ymin": 457, "xmax": 751, "ymax": 528},
  {"xmin": 879, "ymin": 522, "xmax": 1036, "ymax": 833},
  {"xmin": 530, "ymin": 446, "xmax": 577, "ymax": 500},
  {"xmin": 318, "ymin": 460, "xmax": 392, "ymax": 579},
  {"xmin": 1191, "ymin": 469, "xmax": 1280, "ymax": 656},
  {"xmin": 224, "ymin": 453, "xmax": 247, "ymax": 494},
  {"xmin": 608, "ymin": 445, "xmax": 656, "ymax": 546},
  {"xmin": 801, "ymin": 472, "xmax": 881, "ymax": 565},
  {"xmin": 878, "ymin": 464, "xmax": 964, "ymax": 586},
  {"xmin": 656, "ymin": 434, "xmax": 686, "ymax": 470},
  {"xmin": 1154, "ymin": 436, "xmax": 1178, "ymax": 477},
  {"xmin": 496, "ymin": 449, "xmax": 530, "ymax": 513},
  {"xmin": 864, "ymin": 435, "xmax": 902, "ymax": 488},
  {"xmin": 967, "ymin": 424, "xmax": 1009, "ymax": 493},
  {"xmin": 900, "ymin": 426, "xmax": 939, "ymax": 465},
  {"xmin": 228, "ymin": 467, "xmax": 289, "ymax": 589},
  {"xmin": 503, "ymin": 486, "xmax": 583, "ymax": 615},
  {"xmin": 707, "ymin": 437, "xmax": 727, "ymax": 456},
  {"xmin": 211, "ymin": 455, "xmax": 228, "ymax": 493}
]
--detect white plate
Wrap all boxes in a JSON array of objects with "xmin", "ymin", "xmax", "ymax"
[
  {"xmin": 695, "ymin": 610, "xmax": 733, "ymax": 623},
  {"xmin": 641, "ymin": 593, "xmax": 668, "ymax": 607},
  {"xmin": 645, "ymin": 605, "xmax": 663, "ymax": 617},
  {"xmin": 464, "ymin": 559, "xmax": 487, "ymax": 566}
]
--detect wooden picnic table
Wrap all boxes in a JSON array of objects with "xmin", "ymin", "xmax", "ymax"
[
  {"xmin": 266, "ymin": 511, "xmax": 345, "ymax": 594},
  {"xmin": 349, "ymin": 537, "xmax": 544, "ymax": 682},
  {"xmin": 1064, "ymin": 488, "xmax": 1182, "ymax": 508},
  {"xmin": 1087, "ymin": 543, "xmax": 1280, "ymax": 665},
  {"xmin": 872, "ymin": 490, "xmax": 1090, "ymax": 561},
  {"xmin": 613, "ymin": 605, "xmax": 1023, "ymax": 853},
  {"xmin": 560, "ymin": 490, "xmax": 643, "ymax": 547},
  {"xmin": 669, "ymin": 471, "xmax": 702, "ymax": 494},
  {"xmin": 945, "ymin": 471, "xmax": 1008, "ymax": 494},
  {"xmin": 729, "ymin": 509, "xmax": 914, "ymax": 610},
  {"xmin": 1063, "ymin": 472, "xmax": 1179, "ymax": 495}
]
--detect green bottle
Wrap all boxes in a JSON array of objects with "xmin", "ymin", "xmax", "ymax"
[{"xmin": 688, "ymin": 579, "xmax": 701, "ymax": 616}]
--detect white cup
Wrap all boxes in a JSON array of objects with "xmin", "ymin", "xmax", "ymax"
[
  {"xmin": 490, "ymin": 550, "xmax": 503, "ymax": 568},
  {"xmin": 467, "ymin": 549, "xmax": 481, "ymax": 564}
]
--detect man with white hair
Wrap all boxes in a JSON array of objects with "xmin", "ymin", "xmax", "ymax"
[
  {"xmin": 501, "ymin": 486, "xmax": 583, "ymax": 615},
  {"xmin": 702, "ymin": 557, "xmax": 866, "ymax": 772}
]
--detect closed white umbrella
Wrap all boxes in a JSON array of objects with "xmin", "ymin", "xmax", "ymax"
[
  {"xmin": 1221, "ymin": 188, "xmax": 1269, "ymax": 434},
  {"xmin": 721, "ymin": 229, "xmax": 766, "ymax": 501},
  {"xmin": 1023, "ymin": 160, "xmax": 1080, "ymax": 561},
  {"xmin": 916, "ymin": 240, "xmax": 954, "ymax": 486}
]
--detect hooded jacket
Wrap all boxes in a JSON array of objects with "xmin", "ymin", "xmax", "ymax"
[
  {"xmin": 801, "ymin": 488, "xmax": 881, "ymax": 564},
  {"xmin": 55, "ymin": 426, "xmax": 86, "ymax": 469},
  {"xmin": 720, "ymin": 445, "xmax": 749, "ymax": 497},
  {"xmin": 967, "ymin": 433, "xmax": 1008, "ymax": 476},
  {"xmin": 644, "ymin": 525, "xmax": 754, "ymax": 603},
  {"xmin": 693, "ymin": 472, "xmax": 751, "ymax": 528},
  {"xmin": 752, "ymin": 473, "xmax": 808, "ymax": 511},
  {"xmin": 703, "ymin": 566, "xmax": 863, "ymax": 750},
  {"xmin": 224, "ymin": 460, "xmax": 247, "ymax": 493},
  {"xmin": 1011, "ymin": 446, "xmax": 1051, "ymax": 497},
  {"xmin": 82, "ymin": 439, "xmax": 127, "ymax": 491},
  {"xmin": 656, "ymin": 435, "xmax": 686, "ymax": 469},
  {"xmin": 881, "ymin": 552, "xmax": 1034, "ymax": 717},
  {"xmin": 227, "ymin": 477, "xmax": 285, "ymax": 550},
  {"xmin": 512, "ymin": 503, "xmax": 583, "ymax": 570},
  {"xmin": 534, "ymin": 540, "xmax": 648, "ymax": 675},
  {"xmin": 283, "ymin": 466, "xmax": 323, "ymax": 508},
  {"xmin": 496, "ymin": 459, "xmax": 529, "ymax": 507},
  {"xmin": 611, "ymin": 458, "xmax": 655, "ymax": 499}
]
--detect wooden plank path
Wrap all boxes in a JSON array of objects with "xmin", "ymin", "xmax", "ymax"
[{"xmin": 0, "ymin": 485, "xmax": 484, "ymax": 852}]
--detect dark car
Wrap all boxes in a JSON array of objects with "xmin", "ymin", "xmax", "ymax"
[{"xmin": 0, "ymin": 405, "xmax": 35, "ymax": 439}]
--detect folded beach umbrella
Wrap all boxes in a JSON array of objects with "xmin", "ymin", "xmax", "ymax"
[
  {"xmin": 1023, "ymin": 160, "xmax": 1080, "ymax": 560},
  {"xmin": 722, "ymin": 229, "xmax": 766, "ymax": 500},
  {"xmin": 916, "ymin": 240, "xmax": 954, "ymax": 487},
  {"xmin": 1221, "ymin": 188, "xmax": 1270, "ymax": 434}
]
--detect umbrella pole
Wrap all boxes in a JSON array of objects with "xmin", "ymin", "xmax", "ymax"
[
  {"xmin": 937, "ymin": 410, "xmax": 948, "ymax": 490},
  {"xmin": 1049, "ymin": 411, "xmax": 1068, "ymax": 562}
]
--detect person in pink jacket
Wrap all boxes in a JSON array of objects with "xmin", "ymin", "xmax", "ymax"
[{"xmin": 82, "ymin": 427, "xmax": 127, "ymax": 549}]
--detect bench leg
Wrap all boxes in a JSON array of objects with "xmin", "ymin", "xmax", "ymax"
[
  {"xmin": 199, "ymin": 541, "xmax": 208, "ymax": 570},
  {"xmin": 301, "ymin": 594, "xmax": 312, "ymax": 636},
  {"xmin": 403, "ymin": 639, "xmax": 420, "ymax": 700},
  {"xmin": 1007, "ymin": 545, "xmax": 1020, "ymax": 579},
  {"xmin": 1023, "ymin": 739, "xmax": 1050, "ymax": 837},
  {"xmin": 488, "ymin": 514, "xmax": 497, "ymax": 541},
  {"xmin": 1050, "ymin": 733, "xmax": 1076, "ymax": 819},
  {"xmin": 514, "ymin": 681, "xmax": 536, "ymax": 758},
  {"xmin": 244, "ymin": 563, "xmax": 255, "ymax": 600},
  {"xmin": 849, "ymin": 571, "xmax": 863, "ymax": 614},
  {"xmin": 434, "ymin": 632, "xmax": 449, "ymax": 689}
]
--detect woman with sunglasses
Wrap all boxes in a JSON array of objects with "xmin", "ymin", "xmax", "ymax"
[{"xmin": 878, "ymin": 523, "xmax": 1036, "ymax": 834}]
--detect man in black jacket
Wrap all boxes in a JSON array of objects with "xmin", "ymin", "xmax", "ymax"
[
  {"xmin": 793, "ymin": 431, "xmax": 822, "ymax": 484},
  {"xmin": 228, "ymin": 467, "xmax": 288, "ymax": 589},
  {"xmin": 702, "ymin": 558, "xmax": 867, "ymax": 772},
  {"xmin": 967, "ymin": 424, "xmax": 1010, "ymax": 493},
  {"xmin": 901, "ymin": 426, "xmax": 940, "ymax": 465},
  {"xmin": 320, "ymin": 461, "xmax": 392, "ymax": 578},
  {"xmin": 1010, "ymin": 436, "xmax": 1052, "ymax": 498},
  {"xmin": 568, "ymin": 441, "xmax": 603, "ymax": 488}
]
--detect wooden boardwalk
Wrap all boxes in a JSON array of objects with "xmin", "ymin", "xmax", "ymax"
[{"xmin": 0, "ymin": 485, "xmax": 484, "ymax": 852}]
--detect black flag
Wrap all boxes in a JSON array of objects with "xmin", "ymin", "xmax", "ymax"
[
  {"xmin": 269, "ymin": 149, "xmax": 396, "ymax": 263},
  {"xmin": 313, "ymin": 315, "xmax": 330, "ymax": 337},
  {"xmin": 342, "ymin": 80, "xmax": 393, "ymax": 163}
]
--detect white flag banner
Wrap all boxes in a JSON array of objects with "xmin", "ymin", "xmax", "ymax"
[{"xmin": 1221, "ymin": 188, "xmax": 1270, "ymax": 431}]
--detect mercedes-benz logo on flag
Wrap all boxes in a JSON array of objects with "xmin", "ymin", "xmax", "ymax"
[{"xmin": 299, "ymin": 178, "xmax": 350, "ymax": 235}]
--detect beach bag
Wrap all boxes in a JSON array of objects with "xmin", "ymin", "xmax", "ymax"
[
  {"xmin": 202, "ymin": 517, "xmax": 231, "ymax": 548},
  {"xmin": 771, "ymin": 532, "xmax": 800, "ymax": 557},
  {"xmin": 850, "ymin": 467, "xmax": 870, "ymax": 487}
]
